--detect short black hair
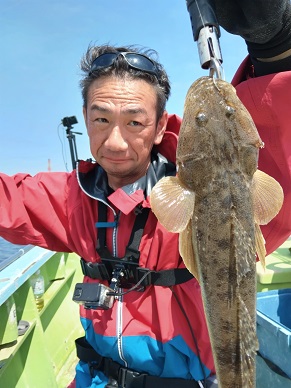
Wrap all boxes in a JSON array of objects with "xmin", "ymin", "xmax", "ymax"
[{"xmin": 80, "ymin": 44, "xmax": 171, "ymax": 120}]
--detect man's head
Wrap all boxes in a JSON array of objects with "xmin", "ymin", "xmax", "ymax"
[
  {"xmin": 80, "ymin": 44, "xmax": 171, "ymax": 190},
  {"xmin": 80, "ymin": 44, "xmax": 171, "ymax": 122}
]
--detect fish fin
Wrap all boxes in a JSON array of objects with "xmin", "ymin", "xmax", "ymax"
[
  {"xmin": 232, "ymin": 216, "xmax": 255, "ymax": 285},
  {"xmin": 150, "ymin": 176, "xmax": 195, "ymax": 233},
  {"xmin": 255, "ymin": 222, "xmax": 266, "ymax": 269},
  {"xmin": 179, "ymin": 221, "xmax": 200, "ymax": 281},
  {"xmin": 252, "ymin": 170, "xmax": 284, "ymax": 225},
  {"xmin": 239, "ymin": 295, "xmax": 258, "ymax": 386}
]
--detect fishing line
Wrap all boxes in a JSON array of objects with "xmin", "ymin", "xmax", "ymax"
[
  {"xmin": 193, "ymin": 0, "xmax": 206, "ymax": 30},
  {"xmin": 170, "ymin": 286, "xmax": 207, "ymax": 386},
  {"xmin": 106, "ymin": 270, "xmax": 154, "ymax": 296},
  {"xmin": 212, "ymin": 75, "xmax": 221, "ymax": 92},
  {"xmin": 194, "ymin": 0, "xmax": 225, "ymax": 80}
]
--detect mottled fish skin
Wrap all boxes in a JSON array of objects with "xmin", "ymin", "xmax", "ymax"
[
  {"xmin": 177, "ymin": 77, "xmax": 262, "ymax": 387},
  {"xmin": 151, "ymin": 76, "xmax": 283, "ymax": 386}
]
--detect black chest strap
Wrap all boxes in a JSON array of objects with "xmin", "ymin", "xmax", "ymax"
[
  {"xmin": 97, "ymin": 201, "xmax": 149, "ymax": 262},
  {"xmin": 81, "ymin": 201, "xmax": 194, "ymax": 287}
]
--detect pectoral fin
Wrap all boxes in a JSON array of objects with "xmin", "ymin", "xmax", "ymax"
[
  {"xmin": 150, "ymin": 176, "xmax": 195, "ymax": 233},
  {"xmin": 252, "ymin": 169, "xmax": 284, "ymax": 225},
  {"xmin": 254, "ymin": 223, "xmax": 266, "ymax": 268},
  {"xmin": 179, "ymin": 221, "xmax": 200, "ymax": 281}
]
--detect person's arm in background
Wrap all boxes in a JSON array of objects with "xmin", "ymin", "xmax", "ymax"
[
  {"xmin": 214, "ymin": 0, "xmax": 291, "ymax": 75},
  {"xmin": 215, "ymin": 0, "xmax": 291, "ymax": 253}
]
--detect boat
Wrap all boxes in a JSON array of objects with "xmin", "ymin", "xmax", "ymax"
[
  {"xmin": 1, "ymin": 238, "xmax": 291, "ymax": 387},
  {"xmin": 0, "ymin": 246, "xmax": 83, "ymax": 387}
]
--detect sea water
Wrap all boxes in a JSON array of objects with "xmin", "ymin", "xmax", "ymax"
[{"xmin": 0, "ymin": 236, "xmax": 27, "ymax": 266}]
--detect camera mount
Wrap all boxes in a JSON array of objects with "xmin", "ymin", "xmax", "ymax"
[{"xmin": 61, "ymin": 116, "xmax": 82, "ymax": 170}]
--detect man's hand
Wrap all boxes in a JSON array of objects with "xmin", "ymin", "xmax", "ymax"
[
  {"xmin": 213, "ymin": 0, "xmax": 291, "ymax": 59},
  {"xmin": 213, "ymin": 1, "xmax": 290, "ymax": 43}
]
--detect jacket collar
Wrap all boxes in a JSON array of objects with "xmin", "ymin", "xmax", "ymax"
[{"xmin": 77, "ymin": 152, "xmax": 176, "ymax": 214}]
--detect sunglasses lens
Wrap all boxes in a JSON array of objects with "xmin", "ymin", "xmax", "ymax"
[
  {"xmin": 89, "ymin": 52, "xmax": 158, "ymax": 79},
  {"xmin": 90, "ymin": 53, "xmax": 118, "ymax": 73},
  {"xmin": 124, "ymin": 53, "xmax": 157, "ymax": 74}
]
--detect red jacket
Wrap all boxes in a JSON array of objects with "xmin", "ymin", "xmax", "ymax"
[
  {"xmin": 0, "ymin": 115, "xmax": 215, "ymax": 384},
  {"xmin": 232, "ymin": 57, "xmax": 291, "ymax": 254}
]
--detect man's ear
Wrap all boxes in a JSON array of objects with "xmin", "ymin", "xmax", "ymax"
[
  {"xmin": 154, "ymin": 111, "xmax": 168, "ymax": 145},
  {"xmin": 83, "ymin": 106, "xmax": 87, "ymax": 126}
]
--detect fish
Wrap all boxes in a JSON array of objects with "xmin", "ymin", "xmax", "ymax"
[{"xmin": 150, "ymin": 76, "xmax": 284, "ymax": 387}]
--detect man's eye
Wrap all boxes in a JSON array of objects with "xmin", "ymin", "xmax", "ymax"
[
  {"xmin": 129, "ymin": 121, "xmax": 142, "ymax": 126},
  {"xmin": 95, "ymin": 117, "xmax": 108, "ymax": 123}
]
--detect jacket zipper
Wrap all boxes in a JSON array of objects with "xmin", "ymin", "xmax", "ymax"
[
  {"xmin": 112, "ymin": 212, "xmax": 120, "ymax": 257},
  {"xmin": 112, "ymin": 211, "xmax": 128, "ymax": 366},
  {"xmin": 117, "ymin": 293, "xmax": 127, "ymax": 367}
]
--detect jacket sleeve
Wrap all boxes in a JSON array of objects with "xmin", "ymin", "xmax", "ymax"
[
  {"xmin": 232, "ymin": 61, "xmax": 291, "ymax": 254},
  {"xmin": 0, "ymin": 171, "xmax": 73, "ymax": 252}
]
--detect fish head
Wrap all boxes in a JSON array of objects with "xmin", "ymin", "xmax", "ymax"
[{"xmin": 176, "ymin": 77, "xmax": 263, "ymax": 191}]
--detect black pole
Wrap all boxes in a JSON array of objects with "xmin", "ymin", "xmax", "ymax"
[
  {"xmin": 66, "ymin": 126, "xmax": 77, "ymax": 170},
  {"xmin": 186, "ymin": 0, "xmax": 222, "ymax": 70},
  {"xmin": 62, "ymin": 116, "xmax": 82, "ymax": 170},
  {"xmin": 186, "ymin": 0, "xmax": 219, "ymax": 41}
]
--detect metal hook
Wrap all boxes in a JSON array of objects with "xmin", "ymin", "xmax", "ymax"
[{"xmin": 209, "ymin": 58, "xmax": 223, "ymax": 79}]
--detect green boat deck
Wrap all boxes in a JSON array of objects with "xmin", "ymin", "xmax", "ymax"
[{"xmin": 0, "ymin": 248, "xmax": 83, "ymax": 387}]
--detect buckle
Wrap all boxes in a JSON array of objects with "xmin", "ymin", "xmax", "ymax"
[
  {"xmin": 118, "ymin": 366, "xmax": 146, "ymax": 388},
  {"xmin": 118, "ymin": 367, "xmax": 127, "ymax": 387},
  {"xmin": 80, "ymin": 257, "xmax": 87, "ymax": 275},
  {"xmin": 80, "ymin": 258, "xmax": 110, "ymax": 280},
  {"xmin": 136, "ymin": 267, "xmax": 152, "ymax": 286}
]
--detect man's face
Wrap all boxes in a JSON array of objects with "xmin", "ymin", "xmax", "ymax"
[{"xmin": 83, "ymin": 76, "xmax": 168, "ymax": 190}]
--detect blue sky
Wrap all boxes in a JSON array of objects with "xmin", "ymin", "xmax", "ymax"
[{"xmin": 0, "ymin": 0, "xmax": 247, "ymax": 175}]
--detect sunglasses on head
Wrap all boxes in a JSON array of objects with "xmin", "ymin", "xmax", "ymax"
[{"xmin": 89, "ymin": 52, "xmax": 160, "ymax": 80}]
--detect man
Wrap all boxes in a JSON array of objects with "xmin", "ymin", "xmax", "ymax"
[
  {"xmin": 1, "ymin": 1, "xmax": 291, "ymax": 388},
  {"xmin": 1, "ymin": 45, "xmax": 215, "ymax": 387}
]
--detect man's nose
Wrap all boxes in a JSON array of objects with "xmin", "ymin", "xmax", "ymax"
[{"xmin": 105, "ymin": 125, "xmax": 128, "ymax": 151}]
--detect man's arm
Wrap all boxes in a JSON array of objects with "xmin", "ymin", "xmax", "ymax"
[{"xmin": 0, "ymin": 172, "xmax": 72, "ymax": 251}]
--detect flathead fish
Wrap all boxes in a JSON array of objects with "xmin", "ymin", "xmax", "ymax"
[{"xmin": 150, "ymin": 77, "xmax": 283, "ymax": 387}]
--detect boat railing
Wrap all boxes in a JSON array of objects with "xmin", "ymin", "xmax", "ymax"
[{"xmin": 0, "ymin": 246, "xmax": 83, "ymax": 387}]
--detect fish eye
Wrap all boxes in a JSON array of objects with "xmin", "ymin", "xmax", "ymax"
[
  {"xmin": 196, "ymin": 112, "xmax": 208, "ymax": 125},
  {"xmin": 225, "ymin": 105, "xmax": 236, "ymax": 117}
]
